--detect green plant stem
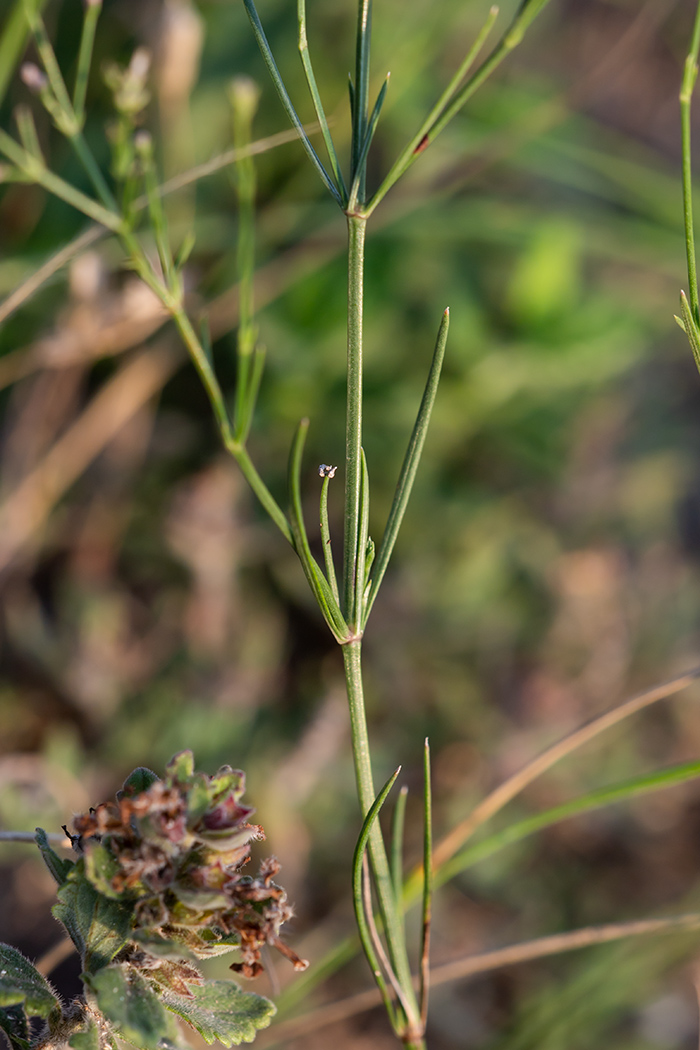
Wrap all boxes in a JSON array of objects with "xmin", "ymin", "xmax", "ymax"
[
  {"xmin": 0, "ymin": 0, "xmax": 47, "ymax": 108},
  {"xmin": 342, "ymin": 640, "xmax": 422, "ymax": 1042},
  {"xmin": 73, "ymin": 0, "xmax": 100, "ymax": 125},
  {"xmin": 681, "ymin": 0, "xmax": 700, "ymax": 318},
  {"xmin": 343, "ymin": 215, "xmax": 367, "ymax": 629}
]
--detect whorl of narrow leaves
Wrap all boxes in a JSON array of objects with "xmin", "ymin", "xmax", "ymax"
[{"xmin": 22, "ymin": 751, "xmax": 304, "ymax": 1048}]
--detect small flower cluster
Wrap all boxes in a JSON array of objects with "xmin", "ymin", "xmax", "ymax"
[{"xmin": 68, "ymin": 751, "xmax": 307, "ymax": 982}]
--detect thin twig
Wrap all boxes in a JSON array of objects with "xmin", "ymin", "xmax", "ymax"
[
  {"xmin": 0, "ymin": 344, "xmax": 180, "ymax": 574},
  {"xmin": 0, "ymin": 830, "xmax": 69, "ymax": 845}
]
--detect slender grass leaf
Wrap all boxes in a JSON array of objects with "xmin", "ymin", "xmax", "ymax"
[
  {"xmin": 319, "ymin": 473, "xmax": 340, "ymax": 605},
  {"xmin": 391, "ymin": 785, "xmax": 408, "ymax": 907},
  {"xmin": 352, "ymin": 767, "xmax": 401, "ymax": 1028},
  {"xmin": 241, "ymin": 0, "xmax": 341, "ymax": 205},
  {"xmin": 355, "ymin": 448, "xmax": 370, "ymax": 623},
  {"xmin": 297, "ymin": 0, "xmax": 347, "ymax": 201},
  {"xmin": 367, "ymin": 5, "xmax": 498, "ymax": 213},
  {"xmin": 348, "ymin": 74, "xmax": 389, "ymax": 211},
  {"xmin": 288, "ymin": 420, "xmax": 349, "ymax": 642},
  {"xmin": 420, "ymin": 739, "xmax": 433, "ymax": 1026},
  {"xmin": 161, "ymin": 980, "xmax": 275, "ymax": 1046},
  {"xmin": 364, "ymin": 308, "xmax": 449, "ymax": 625},
  {"xmin": 438, "ymin": 757, "xmax": 700, "ymax": 887},
  {"xmin": 680, "ymin": 289, "xmax": 700, "ymax": 374}
]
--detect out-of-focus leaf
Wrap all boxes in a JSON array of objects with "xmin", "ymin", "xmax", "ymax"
[
  {"xmin": 161, "ymin": 979, "xmax": 275, "ymax": 1046},
  {"xmin": 117, "ymin": 767, "xmax": 160, "ymax": 801},
  {"xmin": 69, "ymin": 1018, "xmax": 100, "ymax": 1050},
  {"xmin": 0, "ymin": 1003, "xmax": 30, "ymax": 1050}
]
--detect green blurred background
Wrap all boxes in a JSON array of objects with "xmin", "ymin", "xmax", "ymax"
[{"xmin": 4, "ymin": 0, "xmax": 700, "ymax": 1046}]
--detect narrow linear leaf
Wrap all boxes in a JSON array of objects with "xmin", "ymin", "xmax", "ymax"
[
  {"xmin": 680, "ymin": 289, "xmax": 700, "ymax": 374},
  {"xmin": 355, "ymin": 448, "xmax": 370, "ymax": 622},
  {"xmin": 161, "ymin": 979, "xmax": 275, "ymax": 1046},
  {"xmin": 420, "ymin": 739, "xmax": 433, "ymax": 1025},
  {"xmin": 352, "ymin": 768, "xmax": 402, "ymax": 1025},
  {"xmin": 288, "ymin": 420, "xmax": 349, "ymax": 642},
  {"xmin": 348, "ymin": 73, "xmax": 389, "ymax": 210},
  {"xmin": 297, "ymin": 0, "xmax": 346, "ymax": 201},
  {"xmin": 319, "ymin": 473, "xmax": 340, "ymax": 605},
  {"xmin": 241, "ymin": 0, "xmax": 341, "ymax": 205},
  {"xmin": 390, "ymin": 785, "xmax": 408, "ymax": 906},
  {"xmin": 438, "ymin": 757, "xmax": 700, "ymax": 887},
  {"xmin": 0, "ymin": 944, "xmax": 59, "ymax": 1017},
  {"xmin": 365, "ymin": 309, "xmax": 449, "ymax": 624}
]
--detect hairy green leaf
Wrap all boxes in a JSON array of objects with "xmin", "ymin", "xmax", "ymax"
[
  {"xmin": 85, "ymin": 966, "xmax": 172, "ymax": 1050},
  {"xmin": 53, "ymin": 864, "xmax": 132, "ymax": 972},
  {"xmin": 35, "ymin": 827, "xmax": 74, "ymax": 886},
  {"xmin": 161, "ymin": 979, "xmax": 275, "ymax": 1046},
  {"xmin": 0, "ymin": 944, "xmax": 59, "ymax": 1017}
]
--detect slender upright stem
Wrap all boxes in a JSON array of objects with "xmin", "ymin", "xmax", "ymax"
[
  {"xmin": 343, "ymin": 214, "xmax": 367, "ymax": 629},
  {"xmin": 342, "ymin": 641, "xmax": 423, "ymax": 1040},
  {"xmin": 681, "ymin": 0, "xmax": 700, "ymax": 318}
]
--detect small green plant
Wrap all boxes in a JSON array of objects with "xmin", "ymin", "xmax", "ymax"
[
  {"xmin": 6, "ymin": 0, "xmax": 700, "ymax": 1047},
  {"xmin": 0, "ymin": 751, "xmax": 304, "ymax": 1049}
]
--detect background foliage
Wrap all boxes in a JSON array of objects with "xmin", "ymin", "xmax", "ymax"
[{"xmin": 3, "ymin": 0, "xmax": 700, "ymax": 1046}]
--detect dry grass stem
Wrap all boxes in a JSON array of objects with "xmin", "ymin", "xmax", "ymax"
[
  {"xmin": 257, "ymin": 913, "xmax": 700, "ymax": 1046},
  {"xmin": 0, "ymin": 343, "xmax": 180, "ymax": 573},
  {"xmin": 431, "ymin": 666, "xmax": 700, "ymax": 870}
]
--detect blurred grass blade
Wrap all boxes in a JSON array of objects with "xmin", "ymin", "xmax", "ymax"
[
  {"xmin": 352, "ymin": 767, "xmax": 402, "ymax": 1028},
  {"xmin": 355, "ymin": 448, "xmax": 370, "ymax": 623},
  {"xmin": 288, "ymin": 420, "xmax": 350, "ymax": 642},
  {"xmin": 426, "ymin": 666, "xmax": 700, "ymax": 881},
  {"xmin": 364, "ymin": 308, "xmax": 449, "ymax": 626},
  {"xmin": 229, "ymin": 77, "xmax": 262, "ymax": 441},
  {"xmin": 15, "ymin": 104, "xmax": 42, "ymax": 159},
  {"xmin": 436, "ymin": 757, "xmax": 700, "ymax": 888},
  {"xmin": 236, "ymin": 345, "xmax": 266, "ymax": 446},
  {"xmin": 391, "ymin": 785, "xmax": 408, "ymax": 907},
  {"xmin": 368, "ymin": 5, "xmax": 497, "ymax": 213},
  {"xmin": 73, "ymin": 0, "xmax": 101, "ymax": 125},
  {"xmin": 0, "ymin": 0, "xmax": 47, "ymax": 107},
  {"xmin": 679, "ymin": 289, "xmax": 700, "ymax": 374},
  {"xmin": 242, "ymin": 0, "xmax": 342, "ymax": 205},
  {"xmin": 367, "ymin": 0, "xmax": 556, "ymax": 216},
  {"xmin": 297, "ymin": 0, "xmax": 347, "ymax": 202},
  {"xmin": 320, "ymin": 473, "xmax": 341, "ymax": 606},
  {"xmin": 420, "ymin": 739, "xmax": 432, "ymax": 1029},
  {"xmin": 0, "ymin": 127, "xmax": 121, "ymax": 229},
  {"xmin": 348, "ymin": 73, "xmax": 389, "ymax": 212}
]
